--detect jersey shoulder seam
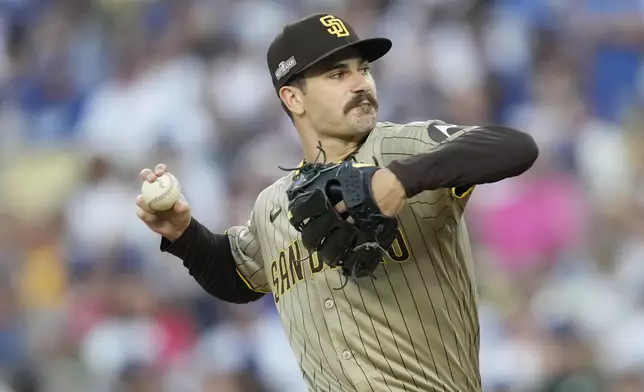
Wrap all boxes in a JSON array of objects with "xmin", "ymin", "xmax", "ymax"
[
  {"xmin": 254, "ymin": 172, "xmax": 294, "ymax": 206},
  {"xmin": 374, "ymin": 119, "xmax": 446, "ymax": 135}
]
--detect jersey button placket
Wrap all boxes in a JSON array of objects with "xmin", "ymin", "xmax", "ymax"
[{"xmin": 315, "ymin": 278, "xmax": 363, "ymax": 389}]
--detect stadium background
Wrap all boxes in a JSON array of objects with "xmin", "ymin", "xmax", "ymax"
[{"xmin": 0, "ymin": 0, "xmax": 643, "ymax": 391}]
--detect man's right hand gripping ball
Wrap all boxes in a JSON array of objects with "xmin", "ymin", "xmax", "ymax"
[
  {"xmin": 136, "ymin": 164, "xmax": 192, "ymax": 242},
  {"xmin": 285, "ymin": 160, "xmax": 405, "ymax": 279}
]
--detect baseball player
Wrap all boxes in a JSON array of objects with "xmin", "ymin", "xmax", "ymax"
[{"xmin": 136, "ymin": 13, "xmax": 539, "ymax": 392}]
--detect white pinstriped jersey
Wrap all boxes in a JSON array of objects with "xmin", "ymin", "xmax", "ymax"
[{"xmin": 227, "ymin": 120, "xmax": 482, "ymax": 392}]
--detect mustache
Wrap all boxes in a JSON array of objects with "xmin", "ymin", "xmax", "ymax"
[{"xmin": 344, "ymin": 92, "xmax": 378, "ymax": 114}]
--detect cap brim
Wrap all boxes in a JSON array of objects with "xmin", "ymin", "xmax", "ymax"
[{"xmin": 292, "ymin": 37, "xmax": 392, "ymax": 80}]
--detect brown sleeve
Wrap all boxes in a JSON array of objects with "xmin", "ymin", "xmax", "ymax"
[
  {"xmin": 161, "ymin": 218, "xmax": 266, "ymax": 304},
  {"xmin": 386, "ymin": 125, "xmax": 539, "ymax": 198}
]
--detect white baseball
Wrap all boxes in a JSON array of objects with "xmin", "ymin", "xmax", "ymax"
[{"xmin": 141, "ymin": 172, "xmax": 182, "ymax": 211}]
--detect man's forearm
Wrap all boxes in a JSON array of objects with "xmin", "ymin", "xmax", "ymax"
[
  {"xmin": 161, "ymin": 218, "xmax": 266, "ymax": 304},
  {"xmin": 387, "ymin": 125, "xmax": 539, "ymax": 198}
]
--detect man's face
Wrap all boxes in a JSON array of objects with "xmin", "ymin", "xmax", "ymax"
[{"xmin": 286, "ymin": 49, "xmax": 379, "ymax": 138}]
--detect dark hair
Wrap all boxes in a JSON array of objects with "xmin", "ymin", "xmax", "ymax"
[{"xmin": 280, "ymin": 76, "xmax": 306, "ymax": 119}]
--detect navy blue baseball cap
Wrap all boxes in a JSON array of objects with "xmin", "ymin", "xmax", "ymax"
[{"xmin": 267, "ymin": 13, "xmax": 392, "ymax": 91}]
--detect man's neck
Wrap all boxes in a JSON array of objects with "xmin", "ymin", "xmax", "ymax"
[{"xmin": 302, "ymin": 133, "xmax": 364, "ymax": 164}]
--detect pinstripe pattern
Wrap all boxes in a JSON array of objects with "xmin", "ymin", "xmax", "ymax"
[{"xmin": 225, "ymin": 120, "xmax": 482, "ymax": 392}]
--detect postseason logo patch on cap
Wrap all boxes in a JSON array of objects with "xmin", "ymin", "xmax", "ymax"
[{"xmin": 275, "ymin": 56, "xmax": 297, "ymax": 81}]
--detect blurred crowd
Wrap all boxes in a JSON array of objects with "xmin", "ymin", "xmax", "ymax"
[{"xmin": 0, "ymin": 0, "xmax": 643, "ymax": 391}]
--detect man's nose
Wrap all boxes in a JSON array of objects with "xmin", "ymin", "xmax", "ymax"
[{"xmin": 349, "ymin": 72, "xmax": 371, "ymax": 94}]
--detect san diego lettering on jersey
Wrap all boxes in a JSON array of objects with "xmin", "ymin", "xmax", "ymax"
[{"xmin": 271, "ymin": 227, "xmax": 412, "ymax": 303}]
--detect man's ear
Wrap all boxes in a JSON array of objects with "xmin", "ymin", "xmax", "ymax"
[{"xmin": 279, "ymin": 85, "xmax": 305, "ymax": 116}]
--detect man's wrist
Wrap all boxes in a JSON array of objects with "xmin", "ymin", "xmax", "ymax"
[
  {"xmin": 161, "ymin": 217, "xmax": 196, "ymax": 253},
  {"xmin": 386, "ymin": 159, "xmax": 419, "ymax": 197},
  {"xmin": 165, "ymin": 226, "xmax": 187, "ymax": 243},
  {"xmin": 385, "ymin": 168, "xmax": 407, "ymax": 198}
]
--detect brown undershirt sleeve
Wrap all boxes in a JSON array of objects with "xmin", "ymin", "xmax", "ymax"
[{"xmin": 386, "ymin": 125, "xmax": 539, "ymax": 198}]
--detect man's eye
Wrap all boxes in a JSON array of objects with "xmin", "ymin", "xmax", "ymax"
[{"xmin": 329, "ymin": 72, "xmax": 344, "ymax": 79}]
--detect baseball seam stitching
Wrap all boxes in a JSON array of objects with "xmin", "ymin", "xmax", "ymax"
[{"xmin": 148, "ymin": 174, "xmax": 176, "ymax": 206}]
